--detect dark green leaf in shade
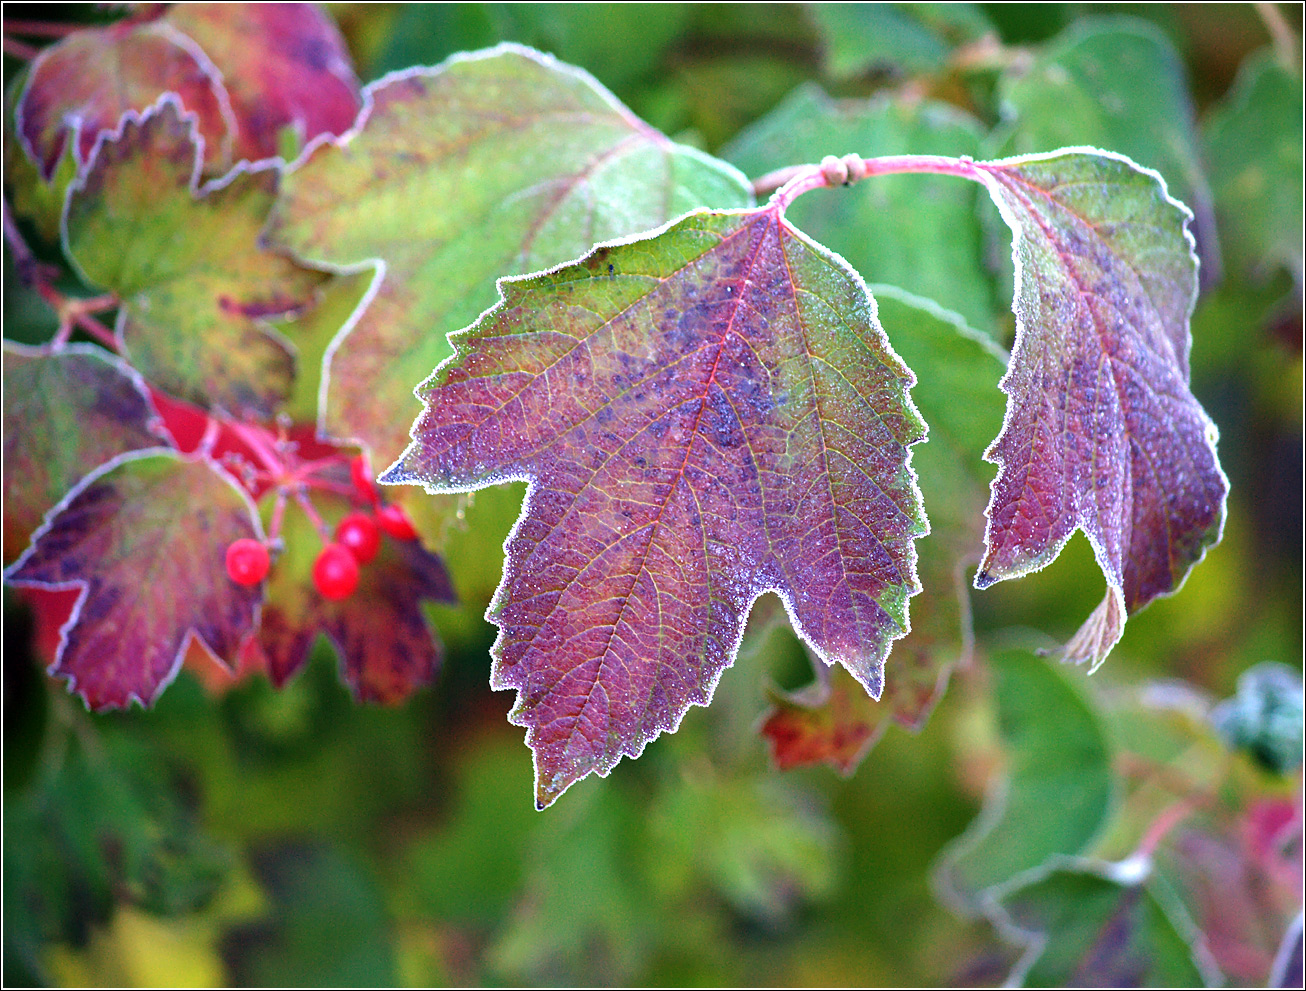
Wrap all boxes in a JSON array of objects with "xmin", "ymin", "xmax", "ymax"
[
  {"xmin": 4, "ymin": 451, "xmax": 264, "ymax": 709},
  {"xmin": 2, "ymin": 343, "xmax": 163, "ymax": 563},
  {"xmin": 243, "ymin": 485, "xmax": 455, "ymax": 703},
  {"xmin": 163, "ymin": 2, "xmax": 363, "ymax": 164},
  {"xmin": 222, "ymin": 841, "xmax": 396, "ymax": 987},
  {"xmin": 269, "ymin": 44, "xmax": 751, "ymax": 467},
  {"xmin": 997, "ymin": 860, "xmax": 1216, "ymax": 987},
  {"xmin": 15, "ymin": 19, "xmax": 237, "ymax": 180},
  {"xmin": 386, "ymin": 206, "xmax": 928, "ymax": 806},
  {"xmin": 935, "ymin": 647, "xmax": 1113, "ymax": 907},
  {"xmin": 809, "ymin": 2, "xmax": 992, "ymax": 79},
  {"xmin": 992, "ymin": 18, "xmax": 1217, "ymax": 272},
  {"xmin": 1202, "ymin": 50, "xmax": 1304, "ymax": 286},
  {"xmin": 62, "ymin": 98, "xmax": 324, "ymax": 416},
  {"xmin": 723, "ymin": 85, "xmax": 998, "ymax": 333},
  {"xmin": 762, "ymin": 289, "xmax": 1006, "ymax": 773},
  {"xmin": 3, "ymin": 732, "xmax": 231, "ymax": 984},
  {"xmin": 970, "ymin": 150, "xmax": 1227, "ymax": 667}
]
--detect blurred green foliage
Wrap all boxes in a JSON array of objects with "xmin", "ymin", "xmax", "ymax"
[{"xmin": 3, "ymin": 2, "xmax": 1301, "ymax": 986}]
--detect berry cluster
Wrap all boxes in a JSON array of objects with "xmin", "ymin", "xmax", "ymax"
[{"xmin": 224, "ymin": 455, "xmax": 418, "ymax": 601}]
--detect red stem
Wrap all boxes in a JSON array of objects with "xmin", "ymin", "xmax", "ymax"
[
  {"xmin": 3, "ymin": 19, "xmax": 85, "ymax": 38},
  {"xmin": 770, "ymin": 154, "xmax": 984, "ymax": 212},
  {"xmin": 293, "ymin": 488, "xmax": 332, "ymax": 543},
  {"xmin": 2, "ymin": 36, "xmax": 40, "ymax": 60},
  {"xmin": 267, "ymin": 490, "xmax": 288, "ymax": 544}
]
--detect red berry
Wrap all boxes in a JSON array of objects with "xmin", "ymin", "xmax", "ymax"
[
  {"xmin": 376, "ymin": 503, "xmax": 418, "ymax": 541},
  {"xmin": 225, "ymin": 538, "xmax": 270, "ymax": 586},
  {"xmin": 350, "ymin": 455, "xmax": 379, "ymax": 505},
  {"xmin": 313, "ymin": 543, "xmax": 359, "ymax": 601},
  {"xmin": 335, "ymin": 512, "xmax": 381, "ymax": 564}
]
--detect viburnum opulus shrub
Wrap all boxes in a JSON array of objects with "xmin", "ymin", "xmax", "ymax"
[
  {"xmin": 5, "ymin": 5, "xmax": 1302, "ymax": 986},
  {"xmin": 4, "ymin": 3, "xmax": 1227, "ymax": 801}
]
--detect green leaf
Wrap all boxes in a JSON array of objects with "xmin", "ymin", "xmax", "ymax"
[
  {"xmin": 269, "ymin": 44, "xmax": 751, "ymax": 467},
  {"xmin": 4, "ymin": 450, "xmax": 265, "ymax": 709},
  {"xmin": 63, "ymin": 98, "xmax": 324, "ymax": 416},
  {"xmin": 2, "ymin": 343, "xmax": 163, "ymax": 563},
  {"xmin": 1202, "ymin": 50, "xmax": 1304, "ymax": 285},
  {"xmin": 998, "ymin": 860, "xmax": 1215, "ymax": 987},
  {"xmin": 386, "ymin": 205, "xmax": 928, "ymax": 805},
  {"xmin": 991, "ymin": 18, "xmax": 1216, "ymax": 269},
  {"xmin": 808, "ymin": 2, "xmax": 992, "ymax": 79},
  {"xmin": 225, "ymin": 842, "xmax": 396, "ymax": 987},
  {"xmin": 936, "ymin": 647, "xmax": 1113, "ymax": 908},
  {"xmin": 3, "ymin": 731, "xmax": 231, "ymax": 984},
  {"xmin": 762, "ymin": 289, "xmax": 1006, "ymax": 773},
  {"xmin": 723, "ymin": 85, "xmax": 998, "ymax": 333}
]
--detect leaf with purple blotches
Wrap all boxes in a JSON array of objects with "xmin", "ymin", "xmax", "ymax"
[
  {"xmin": 242, "ymin": 487, "xmax": 455, "ymax": 703},
  {"xmin": 386, "ymin": 206, "xmax": 928, "ymax": 806},
  {"xmin": 761, "ymin": 288, "xmax": 1007, "ymax": 774},
  {"xmin": 165, "ymin": 2, "xmax": 362, "ymax": 163},
  {"xmin": 268, "ymin": 44, "xmax": 751, "ymax": 469},
  {"xmin": 4, "ymin": 451, "xmax": 264, "ymax": 709},
  {"xmin": 970, "ymin": 149, "xmax": 1227, "ymax": 667},
  {"xmin": 2, "ymin": 342, "xmax": 164, "ymax": 563},
  {"xmin": 62, "ymin": 98, "xmax": 324, "ymax": 417},
  {"xmin": 16, "ymin": 19, "xmax": 236, "ymax": 180}
]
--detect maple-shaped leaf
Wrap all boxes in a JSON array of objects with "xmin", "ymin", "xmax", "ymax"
[
  {"xmin": 2, "ymin": 342, "xmax": 164, "ymax": 563},
  {"xmin": 970, "ymin": 150, "xmax": 1227, "ymax": 667},
  {"xmin": 269, "ymin": 44, "xmax": 751, "ymax": 469},
  {"xmin": 164, "ymin": 2, "xmax": 362, "ymax": 163},
  {"xmin": 762, "ymin": 289, "xmax": 1007, "ymax": 773},
  {"xmin": 4, "ymin": 450, "xmax": 264, "ymax": 709},
  {"xmin": 386, "ymin": 207, "xmax": 928, "ymax": 806},
  {"xmin": 243, "ymin": 487, "xmax": 454, "ymax": 703},
  {"xmin": 15, "ymin": 18, "xmax": 236, "ymax": 180},
  {"xmin": 62, "ymin": 98, "xmax": 324, "ymax": 416}
]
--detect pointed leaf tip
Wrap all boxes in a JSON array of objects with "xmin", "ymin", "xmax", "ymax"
[{"xmin": 971, "ymin": 150, "xmax": 1227, "ymax": 667}]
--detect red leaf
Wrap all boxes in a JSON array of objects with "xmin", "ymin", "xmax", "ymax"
[
  {"xmin": 165, "ymin": 2, "xmax": 362, "ymax": 163},
  {"xmin": 387, "ymin": 207, "xmax": 928, "ymax": 805},
  {"xmin": 15, "ymin": 20, "xmax": 236, "ymax": 180},
  {"xmin": 970, "ymin": 151, "xmax": 1227, "ymax": 666},
  {"xmin": 4, "ymin": 451, "xmax": 264, "ymax": 708}
]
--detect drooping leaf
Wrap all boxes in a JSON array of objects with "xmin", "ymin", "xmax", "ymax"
[
  {"xmin": 992, "ymin": 18, "xmax": 1216, "ymax": 270},
  {"xmin": 4, "ymin": 451, "xmax": 264, "ymax": 709},
  {"xmin": 15, "ymin": 19, "xmax": 236, "ymax": 180},
  {"xmin": 762, "ymin": 289, "xmax": 1006, "ymax": 773},
  {"xmin": 386, "ymin": 206, "xmax": 928, "ymax": 805},
  {"xmin": 63, "ymin": 98, "xmax": 324, "ymax": 416},
  {"xmin": 998, "ymin": 860, "xmax": 1216, "ymax": 987},
  {"xmin": 970, "ymin": 150, "xmax": 1227, "ymax": 667},
  {"xmin": 935, "ymin": 647, "xmax": 1113, "ymax": 909},
  {"xmin": 808, "ymin": 2, "xmax": 992, "ymax": 79},
  {"xmin": 2, "ymin": 343, "xmax": 163, "ymax": 563},
  {"xmin": 269, "ymin": 44, "xmax": 751, "ymax": 468},
  {"xmin": 244, "ymin": 486, "xmax": 455, "ymax": 703},
  {"xmin": 724, "ymin": 85, "xmax": 997, "ymax": 333},
  {"xmin": 1202, "ymin": 50, "xmax": 1304, "ymax": 286},
  {"xmin": 164, "ymin": 2, "xmax": 363, "ymax": 163}
]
